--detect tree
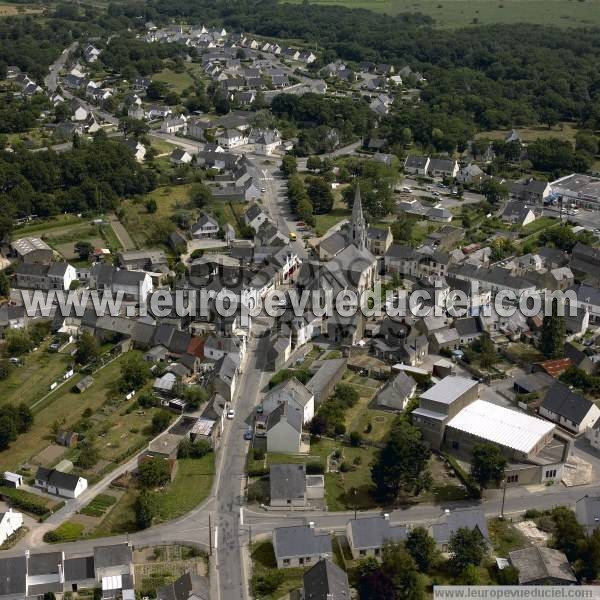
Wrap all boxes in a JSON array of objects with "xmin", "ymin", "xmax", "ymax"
[
  {"xmin": 0, "ymin": 417, "xmax": 17, "ymax": 450},
  {"xmin": 75, "ymin": 331, "xmax": 100, "ymax": 365},
  {"xmin": 182, "ymin": 386, "xmax": 208, "ymax": 410},
  {"xmin": 371, "ymin": 418, "xmax": 430, "ymax": 501},
  {"xmin": 189, "ymin": 182, "xmax": 212, "ymax": 208},
  {"xmin": 478, "ymin": 332, "xmax": 496, "ymax": 369},
  {"xmin": 145, "ymin": 197, "xmax": 157, "ymax": 214},
  {"xmin": 0, "ymin": 271, "xmax": 10, "ymax": 297},
  {"xmin": 178, "ymin": 438, "xmax": 212, "ymax": 458},
  {"xmin": 251, "ymin": 570, "xmax": 284, "ymax": 597},
  {"xmin": 406, "ymin": 526, "xmax": 437, "ymax": 571},
  {"xmin": 120, "ymin": 353, "xmax": 150, "ymax": 390},
  {"xmin": 119, "ymin": 117, "xmax": 149, "ymax": 140},
  {"xmin": 540, "ymin": 300, "xmax": 566, "ymax": 359},
  {"xmin": 280, "ymin": 155, "xmax": 297, "ymax": 177},
  {"xmin": 134, "ymin": 489, "xmax": 156, "ymax": 529},
  {"xmin": 481, "ymin": 178, "xmax": 508, "ymax": 205},
  {"xmin": 306, "ymin": 155, "xmax": 322, "ymax": 171},
  {"xmin": 76, "ymin": 439, "xmax": 99, "ymax": 469},
  {"xmin": 449, "ymin": 528, "xmax": 487, "ymax": 571},
  {"xmin": 4, "ymin": 329, "xmax": 33, "ymax": 355},
  {"xmin": 551, "ymin": 506, "xmax": 585, "ymax": 561},
  {"xmin": 305, "ymin": 176, "xmax": 334, "ymax": 214},
  {"xmin": 138, "ymin": 458, "xmax": 171, "ymax": 488},
  {"xmin": 151, "ymin": 410, "xmax": 171, "ymax": 434},
  {"xmin": 470, "ymin": 443, "xmax": 506, "ymax": 489},
  {"xmin": 145, "ymin": 81, "xmax": 168, "ymax": 101},
  {"xmin": 74, "ymin": 240, "xmax": 93, "ymax": 261}
]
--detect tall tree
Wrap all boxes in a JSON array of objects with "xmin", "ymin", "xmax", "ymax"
[
  {"xmin": 371, "ymin": 418, "xmax": 430, "ymax": 501},
  {"xmin": 75, "ymin": 331, "xmax": 100, "ymax": 365},
  {"xmin": 541, "ymin": 300, "xmax": 566, "ymax": 359},
  {"xmin": 470, "ymin": 443, "xmax": 507, "ymax": 489},
  {"xmin": 449, "ymin": 528, "xmax": 488, "ymax": 571},
  {"xmin": 406, "ymin": 526, "xmax": 437, "ymax": 572}
]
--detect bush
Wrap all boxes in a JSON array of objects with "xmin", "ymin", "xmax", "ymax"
[
  {"xmin": 43, "ymin": 521, "xmax": 85, "ymax": 543},
  {"xmin": 251, "ymin": 570, "xmax": 284, "ymax": 597},
  {"xmin": 339, "ymin": 461, "xmax": 353, "ymax": 473},
  {"xmin": 349, "ymin": 430, "xmax": 362, "ymax": 447},
  {"xmin": 306, "ymin": 461, "xmax": 324, "ymax": 474},
  {"xmin": 177, "ymin": 439, "xmax": 212, "ymax": 459},
  {"xmin": 524, "ymin": 508, "xmax": 542, "ymax": 520},
  {"xmin": 0, "ymin": 486, "xmax": 53, "ymax": 516},
  {"xmin": 253, "ymin": 448, "xmax": 265, "ymax": 461}
]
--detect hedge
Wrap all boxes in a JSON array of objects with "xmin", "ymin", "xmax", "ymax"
[
  {"xmin": 441, "ymin": 452, "xmax": 481, "ymax": 500},
  {"xmin": 0, "ymin": 486, "xmax": 59, "ymax": 517}
]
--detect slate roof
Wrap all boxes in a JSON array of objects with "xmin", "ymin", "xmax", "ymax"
[
  {"xmin": 509, "ymin": 547, "xmax": 576, "ymax": 584},
  {"xmin": 35, "ymin": 467, "xmax": 82, "ymax": 491},
  {"xmin": 266, "ymin": 401, "xmax": 302, "ymax": 433},
  {"xmin": 541, "ymin": 382, "xmax": 596, "ymax": 426},
  {"xmin": 454, "ymin": 317, "xmax": 481, "ymax": 337},
  {"xmin": 94, "ymin": 543, "xmax": 132, "ymax": 569},
  {"xmin": 348, "ymin": 516, "xmax": 407, "ymax": 550},
  {"xmin": 64, "ymin": 556, "xmax": 95, "ymax": 580},
  {"xmin": 273, "ymin": 525, "xmax": 332, "ymax": 559},
  {"xmin": 404, "ymin": 155, "xmax": 428, "ymax": 169},
  {"xmin": 376, "ymin": 372, "xmax": 416, "ymax": 410},
  {"xmin": 28, "ymin": 551, "xmax": 64, "ymax": 576},
  {"xmin": 156, "ymin": 572, "xmax": 208, "ymax": 600},
  {"xmin": 303, "ymin": 559, "xmax": 350, "ymax": 600},
  {"xmin": 270, "ymin": 463, "xmax": 306, "ymax": 501},
  {"xmin": 0, "ymin": 556, "xmax": 27, "ymax": 596},
  {"xmin": 266, "ymin": 377, "xmax": 313, "ymax": 408},
  {"xmin": 319, "ymin": 232, "xmax": 347, "ymax": 256},
  {"xmin": 431, "ymin": 508, "xmax": 489, "ymax": 544}
]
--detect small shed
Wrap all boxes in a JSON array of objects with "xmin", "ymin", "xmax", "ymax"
[{"xmin": 75, "ymin": 376, "xmax": 94, "ymax": 393}]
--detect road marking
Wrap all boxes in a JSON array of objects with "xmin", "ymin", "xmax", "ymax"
[
  {"xmin": 240, "ymin": 507, "xmax": 244, "ymax": 526},
  {"xmin": 214, "ymin": 525, "xmax": 219, "ymax": 550}
]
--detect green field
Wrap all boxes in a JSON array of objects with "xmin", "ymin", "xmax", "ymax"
[
  {"xmin": 153, "ymin": 68, "xmax": 195, "ymax": 94},
  {"xmin": 283, "ymin": 0, "xmax": 600, "ymax": 28}
]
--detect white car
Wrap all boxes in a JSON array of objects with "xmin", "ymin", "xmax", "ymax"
[
  {"xmin": 227, "ymin": 408, "xmax": 235, "ymax": 419},
  {"xmin": 261, "ymin": 187, "xmax": 267, "ymax": 193}
]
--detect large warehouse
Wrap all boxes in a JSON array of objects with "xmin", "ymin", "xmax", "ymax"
[
  {"xmin": 550, "ymin": 173, "xmax": 600, "ymax": 210},
  {"xmin": 445, "ymin": 399, "xmax": 556, "ymax": 462}
]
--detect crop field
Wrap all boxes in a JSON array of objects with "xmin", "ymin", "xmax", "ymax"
[{"xmin": 283, "ymin": 0, "xmax": 600, "ymax": 28}]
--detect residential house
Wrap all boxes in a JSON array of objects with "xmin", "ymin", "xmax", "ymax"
[
  {"xmin": 375, "ymin": 371, "xmax": 416, "ymax": 412},
  {"xmin": 539, "ymin": 382, "xmax": 600, "ymax": 434},
  {"xmin": 263, "ymin": 376, "xmax": 315, "ymax": 424},
  {"xmin": 346, "ymin": 516, "xmax": 407, "ymax": 560},
  {"xmin": 11, "ymin": 236, "xmax": 53, "ymax": 264},
  {"xmin": 456, "ymin": 164, "xmax": 484, "ymax": 186},
  {"xmin": 170, "ymin": 149, "xmax": 193, "ymax": 165},
  {"xmin": 428, "ymin": 158, "xmax": 459, "ymax": 179},
  {"xmin": 266, "ymin": 402, "xmax": 303, "ymax": 453},
  {"xmin": 272, "ymin": 525, "xmax": 332, "ymax": 568},
  {"xmin": 270, "ymin": 463, "xmax": 307, "ymax": 508},
  {"xmin": 0, "ymin": 509, "xmax": 23, "ymax": 546},
  {"xmin": 34, "ymin": 467, "xmax": 88, "ymax": 498},
  {"xmin": 301, "ymin": 559, "xmax": 350, "ymax": 600},
  {"xmin": 191, "ymin": 214, "xmax": 220, "ymax": 239},
  {"xmin": 217, "ymin": 129, "xmax": 248, "ymax": 149},
  {"xmin": 508, "ymin": 178, "xmax": 551, "ymax": 205},
  {"xmin": 502, "ymin": 201, "xmax": 536, "ymax": 226},
  {"xmin": 431, "ymin": 508, "xmax": 490, "ymax": 553},
  {"xmin": 366, "ymin": 227, "xmax": 393, "ymax": 256},
  {"xmin": 404, "ymin": 155, "xmax": 430, "ymax": 176}
]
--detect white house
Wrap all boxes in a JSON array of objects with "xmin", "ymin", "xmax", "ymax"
[
  {"xmin": 191, "ymin": 214, "xmax": 219, "ymax": 239},
  {"xmin": 540, "ymin": 382, "xmax": 600, "ymax": 435},
  {"xmin": 111, "ymin": 270, "xmax": 153, "ymax": 302},
  {"xmin": 35, "ymin": 467, "xmax": 88, "ymax": 498},
  {"xmin": 244, "ymin": 203, "xmax": 268, "ymax": 231},
  {"xmin": 217, "ymin": 129, "xmax": 248, "ymax": 149},
  {"xmin": 0, "ymin": 509, "xmax": 23, "ymax": 545},
  {"xmin": 263, "ymin": 377, "xmax": 315, "ymax": 424},
  {"xmin": 170, "ymin": 149, "xmax": 193, "ymax": 165}
]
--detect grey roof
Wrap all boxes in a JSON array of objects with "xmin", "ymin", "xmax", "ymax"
[
  {"xmin": 93, "ymin": 543, "xmax": 132, "ymax": 570},
  {"xmin": 386, "ymin": 244, "xmax": 419, "ymax": 260},
  {"xmin": 376, "ymin": 372, "xmax": 416, "ymax": 410},
  {"xmin": 267, "ymin": 376, "xmax": 313, "ymax": 408},
  {"xmin": 16, "ymin": 262, "xmax": 48, "ymax": 277},
  {"xmin": 509, "ymin": 546, "xmax": 576, "ymax": 584},
  {"xmin": 270, "ymin": 463, "xmax": 306, "ymax": 501},
  {"xmin": 266, "ymin": 402, "xmax": 302, "ymax": 433},
  {"xmin": 244, "ymin": 203, "xmax": 264, "ymax": 222},
  {"xmin": 454, "ymin": 317, "xmax": 481, "ymax": 337},
  {"xmin": 541, "ymin": 381, "xmax": 596, "ymax": 426},
  {"xmin": 431, "ymin": 508, "xmax": 489, "ymax": 544},
  {"xmin": 319, "ymin": 232, "xmax": 346, "ymax": 255},
  {"xmin": 112, "ymin": 269, "xmax": 148, "ymax": 287},
  {"xmin": 404, "ymin": 155, "xmax": 429, "ymax": 169},
  {"xmin": 513, "ymin": 372, "xmax": 554, "ymax": 394},
  {"xmin": 35, "ymin": 467, "xmax": 81, "ymax": 491},
  {"xmin": 47, "ymin": 262, "xmax": 70, "ymax": 277},
  {"xmin": 0, "ymin": 556, "xmax": 26, "ymax": 596},
  {"xmin": 348, "ymin": 516, "xmax": 407, "ymax": 550},
  {"xmin": 156, "ymin": 572, "xmax": 208, "ymax": 600},
  {"xmin": 273, "ymin": 525, "xmax": 332, "ymax": 559},
  {"xmin": 303, "ymin": 559, "xmax": 350, "ymax": 600},
  {"xmin": 64, "ymin": 556, "xmax": 95, "ymax": 581},
  {"xmin": 306, "ymin": 359, "xmax": 346, "ymax": 396},
  {"xmin": 28, "ymin": 551, "xmax": 64, "ymax": 576}
]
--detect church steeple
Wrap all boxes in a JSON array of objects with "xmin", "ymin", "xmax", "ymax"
[{"xmin": 350, "ymin": 183, "xmax": 367, "ymax": 250}]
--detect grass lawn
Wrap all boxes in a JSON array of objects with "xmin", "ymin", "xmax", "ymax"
[
  {"xmin": 314, "ymin": 208, "xmax": 351, "ymax": 237},
  {"xmin": 488, "ymin": 517, "xmax": 529, "ymax": 555},
  {"xmin": 151, "ymin": 138, "xmax": 177, "ymax": 156},
  {"xmin": 283, "ymin": 0, "xmax": 600, "ymax": 28},
  {"xmin": 154, "ymin": 455, "xmax": 215, "ymax": 521},
  {"xmin": 505, "ymin": 342, "xmax": 545, "ymax": 364},
  {"xmin": 251, "ymin": 541, "xmax": 305, "ymax": 600},
  {"xmin": 0, "ymin": 3, "xmax": 44, "ymax": 16},
  {"xmin": 45, "ymin": 520, "xmax": 85, "ymax": 542},
  {"xmin": 476, "ymin": 122, "xmax": 579, "ymax": 144},
  {"xmin": 153, "ymin": 68, "xmax": 194, "ymax": 94},
  {"xmin": 0, "ymin": 353, "xmax": 157, "ymax": 474},
  {"xmin": 95, "ymin": 488, "xmax": 139, "ymax": 536},
  {"xmin": 519, "ymin": 216, "xmax": 558, "ymax": 236}
]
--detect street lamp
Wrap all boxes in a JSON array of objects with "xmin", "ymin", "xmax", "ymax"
[{"xmin": 500, "ymin": 477, "xmax": 507, "ymax": 520}]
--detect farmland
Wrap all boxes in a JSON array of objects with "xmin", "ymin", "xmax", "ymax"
[{"xmin": 283, "ymin": 0, "xmax": 600, "ymax": 28}]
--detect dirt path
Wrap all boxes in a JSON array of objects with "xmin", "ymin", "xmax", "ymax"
[{"xmin": 108, "ymin": 214, "xmax": 136, "ymax": 250}]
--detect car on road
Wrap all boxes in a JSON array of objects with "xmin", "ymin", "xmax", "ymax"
[
  {"xmin": 261, "ymin": 187, "xmax": 267, "ymax": 193},
  {"xmin": 256, "ymin": 405, "xmax": 264, "ymax": 414},
  {"xmin": 227, "ymin": 408, "xmax": 235, "ymax": 419},
  {"xmin": 244, "ymin": 429, "xmax": 253, "ymax": 441}
]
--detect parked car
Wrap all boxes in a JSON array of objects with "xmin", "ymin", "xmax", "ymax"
[
  {"xmin": 244, "ymin": 429, "xmax": 253, "ymax": 441},
  {"xmin": 227, "ymin": 408, "xmax": 235, "ymax": 419}
]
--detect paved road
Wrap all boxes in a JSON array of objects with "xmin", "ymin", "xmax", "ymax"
[
  {"xmin": 44, "ymin": 42, "xmax": 78, "ymax": 92},
  {"xmin": 109, "ymin": 213, "xmax": 136, "ymax": 250}
]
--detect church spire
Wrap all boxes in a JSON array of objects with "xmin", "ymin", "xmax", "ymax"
[{"xmin": 350, "ymin": 183, "xmax": 366, "ymax": 250}]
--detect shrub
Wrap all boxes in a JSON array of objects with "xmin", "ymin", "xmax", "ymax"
[
  {"xmin": 43, "ymin": 521, "xmax": 85, "ymax": 543},
  {"xmin": 0, "ymin": 486, "xmax": 53, "ymax": 516},
  {"xmin": 253, "ymin": 448, "xmax": 265, "ymax": 461},
  {"xmin": 349, "ymin": 431, "xmax": 362, "ymax": 447},
  {"xmin": 306, "ymin": 462, "xmax": 324, "ymax": 474},
  {"xmin": 339, "ymin": 461, "xmax": 352, "ymax": 473}
]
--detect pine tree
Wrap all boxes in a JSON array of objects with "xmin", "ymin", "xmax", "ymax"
[{"xmin": 541, "ymin": 300, "xmax": 566, "ymax": 359}]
